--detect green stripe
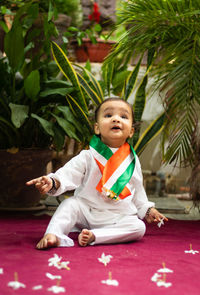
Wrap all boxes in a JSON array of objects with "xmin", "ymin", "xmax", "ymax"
[
  {"xmin": 90, "ymin": 135, "xmax": 113, "ymax": 160},
  {"xmin": 90, "ymin": 135, "xmax": 137, "ymax": 197},
  {"xmin": 111, "ymin": 148, "xmax": 136, "ymax": 196}
]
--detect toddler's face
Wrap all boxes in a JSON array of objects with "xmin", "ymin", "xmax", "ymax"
[{"xmin": 94, "ymin": 100, "xmax": 134, "ymax": 148}]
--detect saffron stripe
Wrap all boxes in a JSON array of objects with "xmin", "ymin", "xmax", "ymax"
[
  {"xmin": 102, "ymin": 142, "xmax": 130, "ymax": 184},
  {"xmin": 103, "ymin": 152, "xmax": 134, "ymax": 189}
]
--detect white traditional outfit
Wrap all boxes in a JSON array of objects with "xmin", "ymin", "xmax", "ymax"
[{"xmin": 46, "ymin": 135, "xmax": 154, "ymax": 247}]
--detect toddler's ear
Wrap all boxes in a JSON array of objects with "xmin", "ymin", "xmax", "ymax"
[
  {"xmin": 129, "ymin": 127, "xmax": 134, "ymax": 138},
  {"xmin": 94, "ymin": 123, "xmax": 100, "ymax": 135}
]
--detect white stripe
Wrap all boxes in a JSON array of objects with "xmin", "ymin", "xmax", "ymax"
[
  {"xmin": 90, "ymin": 146, "xmax": 107, "ymax": 166},
  {"xmin": 104, "ymin": 153, "xmax": 134, "ymax": 190}
]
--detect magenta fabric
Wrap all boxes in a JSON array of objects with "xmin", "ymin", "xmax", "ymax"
[{"xmin": 0, "ymin": 214, "xmax": 200, "ymax": 295}]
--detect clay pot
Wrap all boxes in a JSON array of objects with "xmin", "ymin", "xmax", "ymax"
[
  {"xmin": 0, "ymin": 149, "xmax": 52, "ymax": 209},
  {"xmin": 74, "ymin": 38, "xmax": 115, "ymax": 62}
]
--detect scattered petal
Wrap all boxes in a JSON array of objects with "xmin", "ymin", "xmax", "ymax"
[
  {"xmin": 48, "ymin": 254, "xmax": 62, "ymax": 267},
  {"xmin": 98, "ymin": 253, "xmax": 113, "ymax": 266},
  {"xmin": 151, "ymin": 273, "xmax": 162, "ymax": 282},
  {"xmin": 8, "ymin": 281, "xmax": 26, "ymax": 290},
  {"xmin": 157, "ymin": 267, "xmax": 173, "ymax": 273},
  {"xmin": 101, "ymin": 279, "xmax": 119, "ymax": 286},
  {"xmin": 156, "ymin": 281, "xmax": 172, "ymax": 288},
  {"xmin": 185, "ymin": 250, "xmax": 199, "ymax": 255},
  {"xmin": 32, "ymin": 285, "xmax": 43, "ymax": 290},
  {"xmin": 47, "ymin": 285, "xmax": 66, "ymax": 293},
  {"xmin": 0, "ymin": 268, "xmax": 3, "ymax": 274},
  {"xmin": 46, "ymin": 273, "xmax": 62, "ymax": 280},
  {"xmin": 157, "ymin": 263, "xmax": 173, "ymax": 273},
  {"xmin": 157, "ymin": 218, "xmax": 164, "ymax": 228}
]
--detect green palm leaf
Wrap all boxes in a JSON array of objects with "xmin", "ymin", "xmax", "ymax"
[{"xmin": 106, "ymin": 0, "xmax": 200, "ymax": 167}]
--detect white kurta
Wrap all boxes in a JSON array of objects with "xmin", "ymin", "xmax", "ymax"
[{"xmin": 46, "ymin": 148, "xmax": 154, "ymax": 246}]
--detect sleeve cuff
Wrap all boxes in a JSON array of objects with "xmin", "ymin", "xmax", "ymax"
[{"xmin": 137, "ymin": 201, "xmax": 155, "ymax": 219}]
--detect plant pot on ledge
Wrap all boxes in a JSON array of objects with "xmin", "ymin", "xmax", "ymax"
[
  {"xmin": 0, "ymin": 149, "xmax": 52, "ymax": 211},
  {"xmin": 74, "ymin": 38, "xmax": 115, "ymax": 63}
]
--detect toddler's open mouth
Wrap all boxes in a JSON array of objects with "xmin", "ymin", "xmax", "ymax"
[{"xmin": 111, "ymin": 126, "xmax": 121, "ymax": 130}]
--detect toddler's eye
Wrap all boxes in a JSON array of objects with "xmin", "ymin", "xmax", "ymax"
[
  {"xmin": 105, "ymin": 114, "xmax": 112, "ymax": 118},
  {"xmin": 121, "ymin": 115, "xmax": 128, "ymax": 119}
]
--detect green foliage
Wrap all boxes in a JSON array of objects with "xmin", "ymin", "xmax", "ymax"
[
  {"xmin": 106, "ymin": 0, "xmax": 200, "ymax": 167},
  {"xmin": 0, "ymin": 0, "xmax": 83, "ymax": 151},
  {"xmin": 53, "ymin": 0, "xmax": 82, "ymax": 27},
  {"xmin": 52, "ymin": 42, "xmax": 165, "ymax": 153}
]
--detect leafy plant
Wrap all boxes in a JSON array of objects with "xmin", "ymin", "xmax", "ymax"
[
  {"xmin": 0, "ymin": 0, "xmax": 85, "ymax": 151},
  {"xmin": 51, "ymin": 41, "xmax": 164, "ymax": 155},
  {"xmin": 106, "ymin": 0, "xmax": 200, "ymax": 168}
]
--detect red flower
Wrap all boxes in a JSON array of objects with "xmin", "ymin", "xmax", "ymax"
[{"xmin": 88, "ymin": 2, "xmax": 101, "ymax": 23}]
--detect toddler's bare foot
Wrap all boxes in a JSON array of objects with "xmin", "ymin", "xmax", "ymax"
[
  {"xmin": 36, "ymin": 234, "xmax": 60, "ymax": 250},
  {"xmin": 78, "ymin": 229, "xmax": 95, "ymax": 246}
]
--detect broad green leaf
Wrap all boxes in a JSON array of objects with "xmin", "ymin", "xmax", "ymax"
[
  {"xmin": 40, "ymin": 87, "xmax": 73, "ymax": 97},
  {"xmin": 0, "ymin": 20, "xmax": 9, "ymax": 33},
  {"xmin": 48, "ymin": 0, "xmax": 54, "ymax": 21},
  {"xmin": 52, "ymin": 114, "xmax": 80, "ymax": 142},
  {"xmin": 9, "ymin": 103, "xmax": 29, "ymax": 128},
  {"xmin": 4, "ymin": 19, "xmax": 24, "ymax": 72},
  {"xmin": 52, "ymin": 125, "xmax": 65, "ymax": 151},
  {"xmin": 51, "ymin": 41, "xmax": 87, "ymax": 112},
  {"xmin": 24, "ymin": 70, "xmax": 40, "ymax": 100},
  {"xmin": 57, "ymin": 106, "xmax": 83, "ymax": 133},
  {"xmin": 31, "ymin": 113, "xmax": 54, "ymax": 136}
]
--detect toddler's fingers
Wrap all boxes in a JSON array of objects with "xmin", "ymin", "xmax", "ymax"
[{"xmin": 26, "ymin": 178, "xmax": 40, "ymax": 186}]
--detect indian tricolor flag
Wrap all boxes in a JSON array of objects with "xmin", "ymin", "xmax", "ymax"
[{"xmin": 90, "ymin": 135, "xmax": 136, "ymax": 200}]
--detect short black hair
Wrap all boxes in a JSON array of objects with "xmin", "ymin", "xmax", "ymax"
[{"xmin": 95, "ymin": 97, "xmax": 135, "ymax": 125}]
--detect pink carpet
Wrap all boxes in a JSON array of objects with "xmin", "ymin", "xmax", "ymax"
[{"xmin": 0, "ymin": 214, "xmax": 200, "ymax": 295}]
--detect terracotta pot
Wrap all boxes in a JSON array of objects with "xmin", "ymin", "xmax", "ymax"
[
  {"xmin": 0, "ymin": 149, "xmax": 52, "ymax": 209},
  {"xmin": 74, "ymin": 38, "xmax": 115, "ymax": 62}
]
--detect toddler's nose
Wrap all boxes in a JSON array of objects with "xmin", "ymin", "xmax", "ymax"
[{"xmin": 112, "ymin": 115, "xmax": 120, "ymax": 122}]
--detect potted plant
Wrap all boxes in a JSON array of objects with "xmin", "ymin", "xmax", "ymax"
[
  {"xmin": 64, "ymin": 1, "xmax": 116, "ymax": 62},
  {"xmin": 0, "ymin": 0, "xmax": 85, "ymax": 210}
]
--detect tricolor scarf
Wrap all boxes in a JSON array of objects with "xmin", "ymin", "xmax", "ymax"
[{"xmin": 90, "ymin": 135, "xmax": 136, "ymax": 201}]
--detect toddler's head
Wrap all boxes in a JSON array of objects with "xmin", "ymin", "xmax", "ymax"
[{"xmin": 94, "ymin": 97, "xmax": 135, "ymax": 148}]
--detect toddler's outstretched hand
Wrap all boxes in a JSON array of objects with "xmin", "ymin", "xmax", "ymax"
[
  {"xmin": 145, "ymin": 207, "xmax": 168, "ymax": 224},
  {"xmin": 26, "ymin": 176, "xmax": 52, "ymax": 195}
]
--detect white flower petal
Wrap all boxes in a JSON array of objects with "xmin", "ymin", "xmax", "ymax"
[
  {"xmin": 101, "ymin": 279, "xmax": 119, "ymax": 286},
  {"xmin": 157, "ymin": 268, "xmax": 173, "ymax": 273},
  {"xmin": 32, "ymin": 285, "xmax": 43, "ymax": 290},
  {"xmin": 46, "ymin": 273, "xmax": 62, "ymax": 280},
  {"xmin": 47, "ymin": 285, "xmax": 66, "ymax": 293},
  {"xmin": 8, "ymin": 281, "xmax": 26, "ymax": 290}
]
